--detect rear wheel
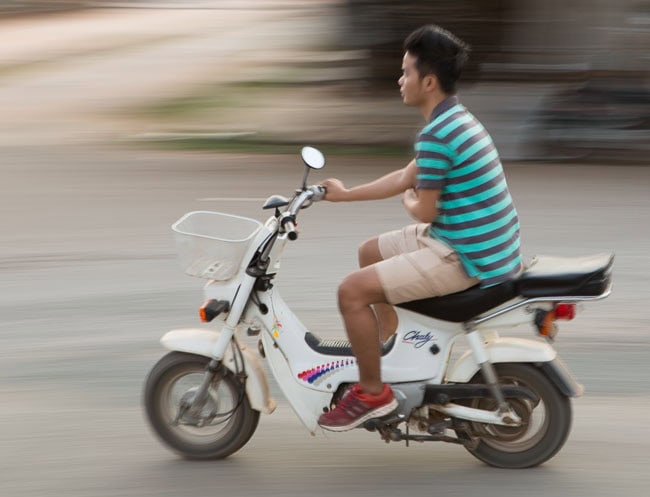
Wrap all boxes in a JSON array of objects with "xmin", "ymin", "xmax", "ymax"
[
  {"xmin": 459, "ymin": 363, "xmax": 572, "ymax": 468},
  {"xmin": 144, "ymin": 352, "xmax": 260, "ymax": 460}
]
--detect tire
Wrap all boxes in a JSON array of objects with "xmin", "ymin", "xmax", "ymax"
[
  {"xmin": 460, "ymin": 363, "xmax": 572, "ymax": 469},
  {"xmin": 144, "ymin": 351, "xmax": 260, "ymax": 460}
]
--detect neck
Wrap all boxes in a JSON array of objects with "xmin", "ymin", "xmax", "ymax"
[{"xmin": 420, "ymin": 92, "xmax": 450, "ymax": 121}]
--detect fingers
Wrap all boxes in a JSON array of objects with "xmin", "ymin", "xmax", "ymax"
[
  {"xmin": 321, "ymin": 178, "xmax": 346, "ymax": 201},
  {"xmin": 403, "ymin": 188, "xmax": 417, "ymax": 201}
]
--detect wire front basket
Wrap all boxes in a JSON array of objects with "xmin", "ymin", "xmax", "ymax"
[{"xmin": 172, "ymin": 211, "xmax": 263, "ymax": 280}]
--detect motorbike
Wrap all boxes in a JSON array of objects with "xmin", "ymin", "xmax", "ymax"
[{"xmin": 143, "ymin": 146, "xmax": 613, "ymax": 468}]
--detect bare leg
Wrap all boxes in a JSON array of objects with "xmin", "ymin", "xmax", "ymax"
[
  {"xmin": 358, "ymin": 238, "xmax": 398, "ymax": 342},
  {"xmin": 338, "ymin": 266, "xmax": 388, "ymax": 395}
]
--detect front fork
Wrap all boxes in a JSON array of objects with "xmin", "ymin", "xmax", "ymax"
[
  {"xmin": 186, "ymin": 274, "xmax": 257, "ymax": 413},
  {"xmin": 172, "ymin": 361, "xmax": 225, "ymax": 426}
]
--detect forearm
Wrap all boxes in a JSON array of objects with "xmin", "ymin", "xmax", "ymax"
[
  {"xmin": 344, "ymin": 170, "xmax": 404, "ymax": 201},
  {"xmin": 343, "ymin": 159, "xmax": 416, "ymax": 201},
  {"xmin": 323, "ymin": 160, "xmax": 416, "ymax": 203}
]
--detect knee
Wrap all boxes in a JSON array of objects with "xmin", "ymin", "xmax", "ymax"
[
  {"xmin": 337, "ymin": 274, "xmax": 366, "ymax": 314},
  {"xmin": 358, "ymin": 237, "xmax": 382, "ymax": 268}
]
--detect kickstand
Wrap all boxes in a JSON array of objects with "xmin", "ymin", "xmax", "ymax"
[{"xmin": 405, "ymin": 422, "xmax": 409, "ymax": 447}]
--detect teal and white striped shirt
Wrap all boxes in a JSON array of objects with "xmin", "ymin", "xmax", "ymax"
[{"xmin": 415, "ymin": 95, "xmax": 521, "ymax": 287}]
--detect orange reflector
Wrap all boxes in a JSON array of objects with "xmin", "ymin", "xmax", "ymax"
[
  {"xmin": 539, "ymin": 311, "xmax": 557, "ymax": 337},
  {"xmin": 198, "ymin": 299, "xmax": 229, "ymax": 323},
  {"xmin": 199, "ymin": 299, "xmax": 214, "ymax": 323},
  {"xmin": 199, "ymin": 301, "xmax": 210, "ymax": 322}
]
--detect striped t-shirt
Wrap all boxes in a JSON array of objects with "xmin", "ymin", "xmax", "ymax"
[{"xmin": 415, "ymin": 95, "xmax": 521, "ymax": 287}]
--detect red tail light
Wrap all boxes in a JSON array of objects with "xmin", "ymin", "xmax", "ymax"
[{"xmin": 555, "ymin": 303, "xmax": 576, "ymax": 320}]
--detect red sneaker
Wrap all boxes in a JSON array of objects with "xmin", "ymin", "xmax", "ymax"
[{"xmin": 318, "ymin": 384, "xmax": 398, "ymax": 432}]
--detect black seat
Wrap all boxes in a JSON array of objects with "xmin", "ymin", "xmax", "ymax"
[
  {"xmin": 396, "ymin": 280, "xmax": 518, "ymax": 323},
  {"xmin": 396, "ymin": 252, "xmax": 614, "ymax": 323},
  {"xmin": 516, "ymin": 253, "xmax": 614, "ymax": 298}
]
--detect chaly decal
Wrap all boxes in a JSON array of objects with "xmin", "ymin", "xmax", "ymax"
[
  {"xmin": 298, "ymin": 359, "xmax": 356, "ymax": 385},
  {"xmin": 402, "ymin": 330, "xmax": 435, "ymax": 349}
]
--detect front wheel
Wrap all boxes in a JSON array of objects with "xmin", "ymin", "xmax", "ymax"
[
  {"xmin": 459, "ymin": 363, "xmax": 572, "ymax": 468},
  {"xmin": 144, "ymin": 352, "xmax": 260, "ymax": 460}
]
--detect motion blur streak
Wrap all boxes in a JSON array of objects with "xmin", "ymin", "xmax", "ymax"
[{"xmin": 0, "ymin": 1, "xmax": 648, "ymax": 497}]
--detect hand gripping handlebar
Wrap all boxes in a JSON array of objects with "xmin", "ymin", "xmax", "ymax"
[{"xmin": 281, "ymin": 185, "xmax": 327, "ymax": 240}]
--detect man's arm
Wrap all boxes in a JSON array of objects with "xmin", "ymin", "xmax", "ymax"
[{"xmin": 322, "ymin": 159, "xmax": 417, "ymax": 202}]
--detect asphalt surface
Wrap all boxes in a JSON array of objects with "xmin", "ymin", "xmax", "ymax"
[
  {"xmin": 1, "ymin": 3, "xmax": 649, "ymax": 497},
  {"xmin": 1, "ymin": 145, "xmax": 649, "ymax": 497}
]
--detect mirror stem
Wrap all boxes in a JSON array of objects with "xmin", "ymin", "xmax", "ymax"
[{"xmin": 301, "ymin": 166, "xmax": 310, "ymax": 191}]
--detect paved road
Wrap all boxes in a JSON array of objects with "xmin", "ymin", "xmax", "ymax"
[
  {"xmin": 1, "ymin": 3, "xmax": 649, "ymax": 497},
  {"xmin": 1, "ymin": 145, "xmax": 649, "ymax": 497}
]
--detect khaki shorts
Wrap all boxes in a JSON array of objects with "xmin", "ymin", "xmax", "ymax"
[{"xmin": 375, "ymin": 224, "xmax": 478, "ymax": 304}]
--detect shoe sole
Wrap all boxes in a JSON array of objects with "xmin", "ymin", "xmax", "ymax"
[{"xmin": 319, "ymin": 398, "xmax": 399, "ymax": 432}]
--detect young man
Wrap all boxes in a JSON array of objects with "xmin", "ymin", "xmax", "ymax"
[{"xmin": 317, "ymin": 25, "xmax": 522, "ymax": 432}]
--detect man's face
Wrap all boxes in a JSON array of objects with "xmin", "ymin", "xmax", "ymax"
[{"xmin": 398, "ymin": 51, "xmax": 426, "ymax": 107}]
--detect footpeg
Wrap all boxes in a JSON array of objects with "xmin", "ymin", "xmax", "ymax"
[
  {"xmin": 363, "ymin": 418, "xmax": 381, "ymax": 432},
  {"xmin": 363, "ymin": 413, "xmax": 405, "ymax": 432},
  {"xmin": 427, "ymin": 420, "xmax": 451, "ymax": 434}
]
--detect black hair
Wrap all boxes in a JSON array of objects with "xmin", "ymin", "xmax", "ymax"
[{"xmin": 403, "ymin": 25, "xmax": 470, "ymax": 94}]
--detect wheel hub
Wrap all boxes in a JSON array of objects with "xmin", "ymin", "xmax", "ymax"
[
  {"xmin": 477, "ymin": 398, "xmax": 533, "ymax": 441},
  {"xmin": 176, "ymin": 387, "xmax": 221, "ymax": 426}
]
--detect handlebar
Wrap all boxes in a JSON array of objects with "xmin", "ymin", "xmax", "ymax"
[
  {"xmin": 280, "ymin": 185, "xmax": 327, "ymax": 240},
  {"xmin": 282, "ymin": 217, "xmax": 298, "ymax": 240},
  {"xmin": 289, "ymin": 185, "xmax": 327, "ymax": 215}
]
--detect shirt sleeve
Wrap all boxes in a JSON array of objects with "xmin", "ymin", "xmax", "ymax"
[{"xmin": 414, "ymin": 131, "xmax": 453, "ymax": 190}]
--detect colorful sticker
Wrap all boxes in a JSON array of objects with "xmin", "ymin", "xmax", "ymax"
[
  {"xmin": 272, "ymin": 316, "xmax": 283, "ymax": 339},
  {"xmin": 298, "ymin": 359, "xmax": 356, "ymax": 385}
]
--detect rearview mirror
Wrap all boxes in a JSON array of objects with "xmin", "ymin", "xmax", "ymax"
[{"xmin": 301, "ymin": 146, "xmax": 325, "ymax": 170}]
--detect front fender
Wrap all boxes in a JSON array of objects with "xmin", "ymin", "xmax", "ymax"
[
  {"xmin": 446, "ymin": 337, "xmax": 557, "ymax": 383},
  {"xmin": 161, "ymin": 328, "xmax": 276, "ymax": 414}
]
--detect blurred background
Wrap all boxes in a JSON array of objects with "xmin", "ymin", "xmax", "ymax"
[
  {"xmin": 0, "ymin": 1, "xmax": 648, "ymax": 497},
  {"xmin": 0, "ymin": 0, "xmax": 649, "ymax": 158}
]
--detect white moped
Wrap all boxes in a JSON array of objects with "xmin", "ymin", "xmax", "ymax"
[{"xmin": 144, "ymin": 147, "xmax": 613, "ymax": 468}]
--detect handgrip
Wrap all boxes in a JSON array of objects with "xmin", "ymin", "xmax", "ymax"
[{"xmin": 282, "ymin": 217, "xmax": 298, "ymax": 240}]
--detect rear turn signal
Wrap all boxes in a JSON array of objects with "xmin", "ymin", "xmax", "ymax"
[{"xmin": 535, "ymin": 303, "xmax": 577, "ymax": 340}]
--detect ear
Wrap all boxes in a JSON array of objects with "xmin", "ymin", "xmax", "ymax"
[{"xmin": 422, "ymin": 74, "xmax": 438, "ymax": 93}]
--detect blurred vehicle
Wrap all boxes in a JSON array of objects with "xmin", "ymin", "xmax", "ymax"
[
  {"xmin": 342, "ymin": 1, "xmax": 650, "ymax": 162},
  {"xmin": 525, "ymin": 75, "xmax": 650, "ymax": 162}
]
